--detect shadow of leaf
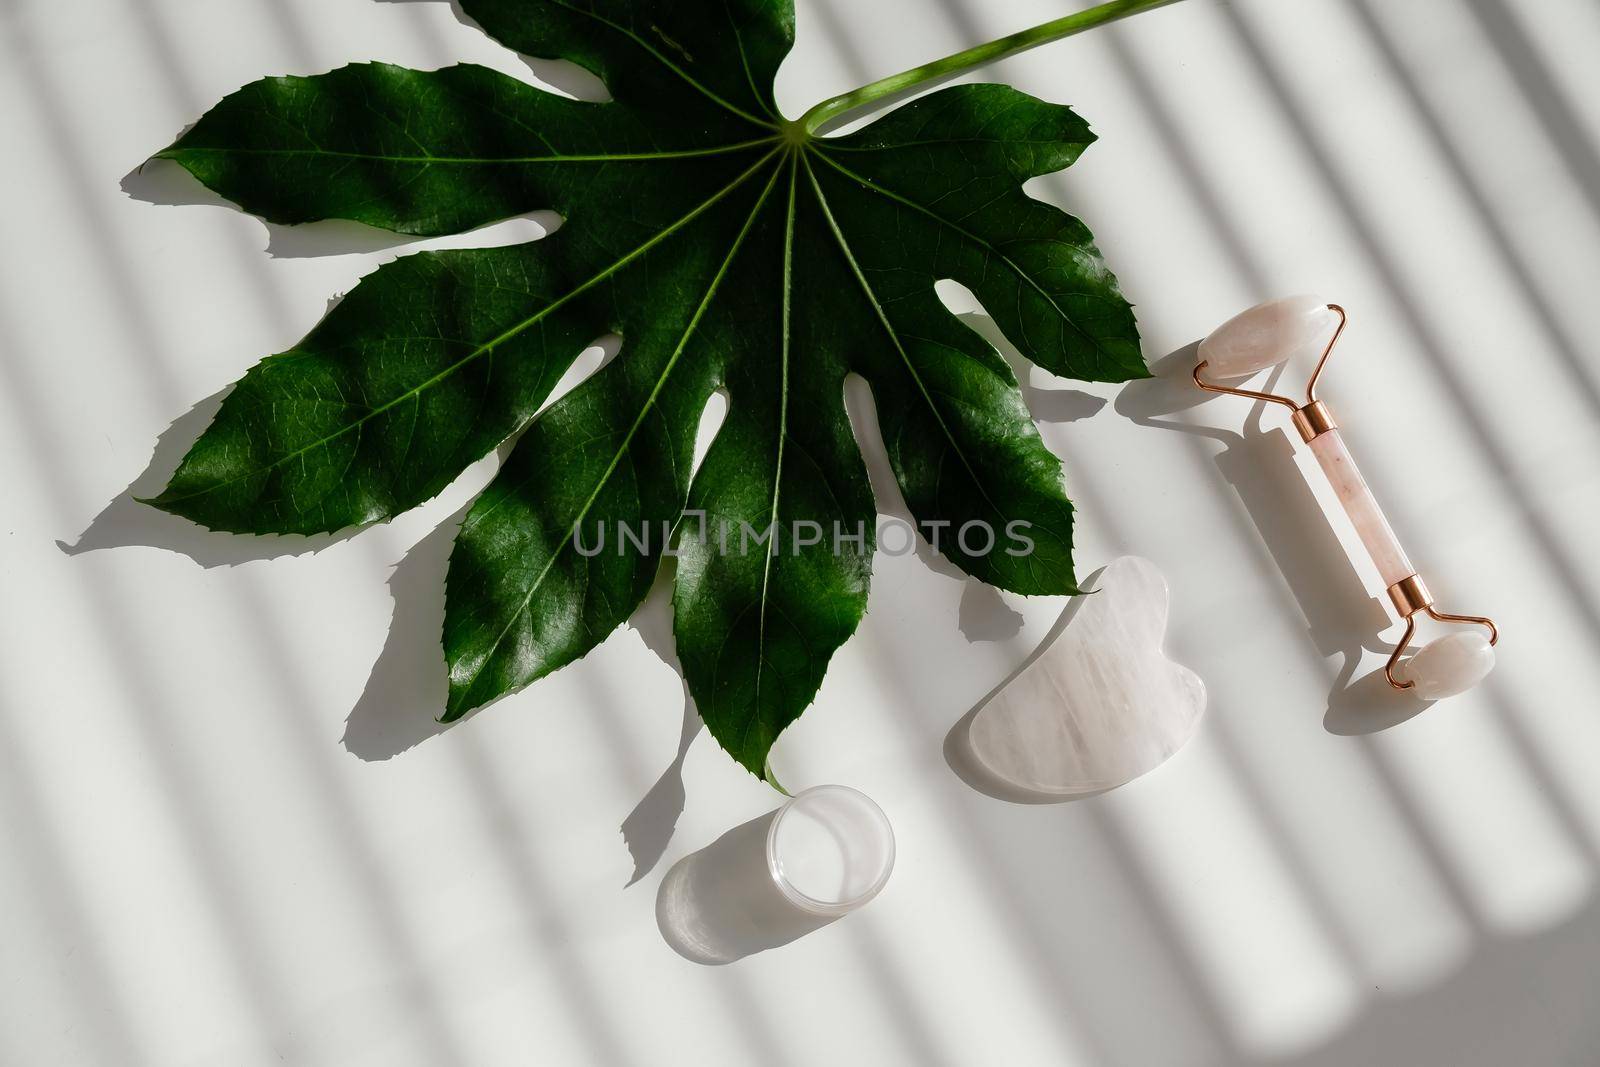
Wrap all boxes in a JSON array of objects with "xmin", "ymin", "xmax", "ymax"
[
  {"xmin": 619, "ymin": 558, "xmax": 701, "ymax": 885},
  {"xmin": 959, "ymin": 311, "xmax": 1110, "ymax": 424},
  {"xmin": 341, "ymin": 504, "xmax": 466, "ymax": 761},
  {"xmin": 122, "ymin": 158, "xmax": 559, "ymax": 260},
  {"xmin": 58, "ymin": 387, "xmax": 365, "ymax": 567},
  {"xmin": 957, "ymin": 580, "xmax": 1025, "ymax": 642},
  {"xmin": 375, "ymin": 0, "xmax": 612, "ymax": 103}
]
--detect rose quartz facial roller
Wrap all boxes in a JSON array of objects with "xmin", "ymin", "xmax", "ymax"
[{"xmin": 1193, "ymin": 296, "xmax": 1499, "ymax": 699}]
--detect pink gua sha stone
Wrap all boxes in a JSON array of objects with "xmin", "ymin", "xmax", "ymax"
[{"xmin": 967, "ymin": 556, "xmax": 1206, "ymax": 798}]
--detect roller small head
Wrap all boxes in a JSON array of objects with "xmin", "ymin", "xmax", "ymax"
[{"xmin": 1199, "ymin": 295, "xmax": 1339, "ymax": 378}]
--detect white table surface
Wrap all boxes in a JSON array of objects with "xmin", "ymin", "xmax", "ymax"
[{"xmin": 4, "ymin": 0, "xmax": 1599, "ymax": 1063}]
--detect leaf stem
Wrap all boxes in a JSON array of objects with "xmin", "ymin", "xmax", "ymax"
[{"xmin": 799, "ymin": 0, "xmax": 1185, "ymax": 133}]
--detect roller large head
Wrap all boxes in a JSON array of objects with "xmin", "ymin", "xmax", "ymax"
[{"xmin": 1198, "ymin": 295, "xmax": 1341, "ymax": 378}]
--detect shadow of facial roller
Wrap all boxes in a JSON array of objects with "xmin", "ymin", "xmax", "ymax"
[
  {"xmin": 657, "ymin": 786, "xmax": 895, "ymax": 965},
  {"xmin": 1117, "ymin": 343, "xmax": 1390, "ymax": 661},
  {"xmin": 1323, "ymin": 667, "xmax": 1434, "ymax": 736},
  {"xmin": 1192, "ymin": 296, "xmax": 1501, "ymax": 700},
  {"xmin": 1116, "ymin": 340, "xmax": 1450, "ymax": 731}
]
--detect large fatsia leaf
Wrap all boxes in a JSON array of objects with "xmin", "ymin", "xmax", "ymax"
[{"xmin": 143, "ymin": 0, "xmax": 1146, "ymax": 779}]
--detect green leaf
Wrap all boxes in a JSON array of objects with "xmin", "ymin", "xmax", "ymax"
[{"xmin": 144, "ymin": 0, "xmax": 1145, "ymax": 779}]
